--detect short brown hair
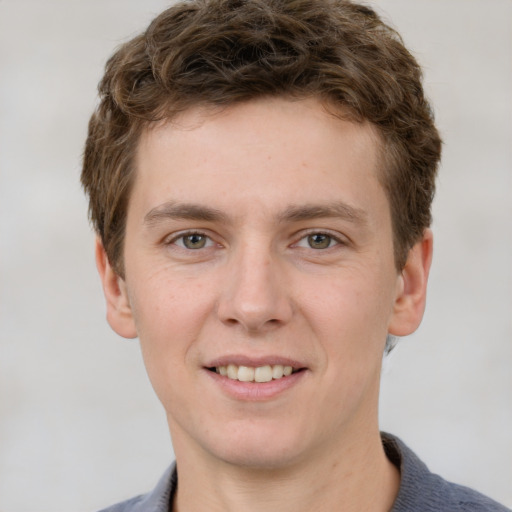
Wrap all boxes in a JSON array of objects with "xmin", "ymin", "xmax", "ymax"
[{"xmin": 82, "ymin": 0, "xmax": 442, "ymax": 275}]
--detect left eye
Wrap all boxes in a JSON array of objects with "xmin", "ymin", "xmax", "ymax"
[
  {"xmin": 297, "ymin": 233, "xmax": 339, "ymax": 250},
  {"xmin": 174, "ymin": 233, "xmax": 213, "ymax": 249}
]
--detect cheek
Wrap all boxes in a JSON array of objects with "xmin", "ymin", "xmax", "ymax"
[
  {"xmin": 126, "ymin": 274, "xmax": 213, "ymax": 377},
  {"xmin": 129, "ymin": 268, "xmax": 211, "ymax": 330},
  {"xmin": 303, "ymin": 270, "xmax": 392, "ymax": 330},
  {"xmin": 299, "ymin": 269, "xmax": 395, "ymax": 364},
  {"xmin": 128, "ymin": 280, "xmax": 204, "ymax": 411}
]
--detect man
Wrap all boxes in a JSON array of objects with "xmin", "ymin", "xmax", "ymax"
[{"xmin": 81, "ymin": 0, "xmax": 509, "ymax": 510}]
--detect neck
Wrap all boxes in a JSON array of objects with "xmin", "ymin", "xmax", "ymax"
[{"xmin": 171, "ymin": 425, "xmax": 400, "ymax": 512}]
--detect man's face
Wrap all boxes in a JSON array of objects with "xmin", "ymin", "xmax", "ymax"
[{"xmin": 101, "ymin": 98, "xmax": 428, "ymax": 469}]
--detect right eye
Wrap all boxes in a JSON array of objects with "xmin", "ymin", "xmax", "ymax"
[
  {"xmin": 172, "ymin": 233, "xmax": 214, "ymax": 250},
  {"xmin": 304, "ymin": 233, "xmax": 335, "ymax": 249}
]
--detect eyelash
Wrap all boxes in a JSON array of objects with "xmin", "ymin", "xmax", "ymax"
[
  {"xmin": 293, "ymin": 230, "xmax": 346, "ymax": 250},
  {"xmin": 165, "ymin": 230, "xmax": 346, "ymax": 251},
  {"xmin": 165, "ymin": 231, "xmax": 216, "ymax": 250}
]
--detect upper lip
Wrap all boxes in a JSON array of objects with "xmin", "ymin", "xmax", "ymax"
[{"xmin": 205, "ymin": 355, "xmax": 306, "ymax": 369}]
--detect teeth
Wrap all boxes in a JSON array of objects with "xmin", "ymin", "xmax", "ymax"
[
  {"xmin": 238, "ymin": 366, "xmax": 255, "ymax": 382},
  {"xmin": 227, "ymin": 364, "xmax": 238, "ymax": 380},
  {"xmin": 272, "ymin": 365, "xmax": 284, "ymax": 379},
  {"xmin": 254, "ymin": 365, "xmax": 272, "ymax": 383},
  {"xmin": 215, "ymin": 364, "xmax": 295, "ymax": 382}
]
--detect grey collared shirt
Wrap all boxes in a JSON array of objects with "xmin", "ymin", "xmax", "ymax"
[{"xmin": 98, "ymin": 434, "xmax": 510, "ymax": 512}]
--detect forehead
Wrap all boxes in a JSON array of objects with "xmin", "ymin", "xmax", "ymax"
[{"xmin": 132, "ymin": 97, "xmax": 387, "ymax": 223}]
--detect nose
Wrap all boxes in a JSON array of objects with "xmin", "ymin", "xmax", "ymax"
[{"xmin": 217, "ymin": 241, "xmax": 293, "ymax": 333}]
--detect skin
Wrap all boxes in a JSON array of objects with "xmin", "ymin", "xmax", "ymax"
[{"xmin": 96, "ymin": 97, "xmax": 432, "ymax": 511}]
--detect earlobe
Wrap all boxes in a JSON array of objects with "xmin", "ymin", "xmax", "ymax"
[
  {"xmin": 95, "ymin": 237, "xmax": 138, "ymax": 339},
  {"xmin": 388, "ymin": 229, "xmax": 433, "ymax": 337}
]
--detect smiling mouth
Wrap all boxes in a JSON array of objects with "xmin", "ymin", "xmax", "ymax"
[{"xmin": 208, "ymin": 364, "xmax": 302, "ymax": 383}]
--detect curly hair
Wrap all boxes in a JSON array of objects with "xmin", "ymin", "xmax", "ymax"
[{"xmin": 82, "ymin": 0, "xmax": 442, "ymax": 276}]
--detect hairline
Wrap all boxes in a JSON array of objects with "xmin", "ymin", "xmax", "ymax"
[{"xmin": 111, "ymin": 95, "xmax": 405, "ymax": 277}]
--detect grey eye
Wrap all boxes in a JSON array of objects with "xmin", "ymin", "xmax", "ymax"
[
  {"xmin": 182, "ymin": 234, "xmax": 208, "ymax": 249},
  {"xmin": 307, "ymin": 233, "xmax": 332, "ymax": 249}
]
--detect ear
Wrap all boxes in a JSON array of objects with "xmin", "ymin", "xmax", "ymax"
[
  {"xmin": 388, "ymin": 229, "xmax": 433, "ymax": 337},
  {"xmin": 95, "ymin": 237, "xmax": 138, "ymax": 339}
]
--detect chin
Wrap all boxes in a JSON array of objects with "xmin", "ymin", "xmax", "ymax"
[
  {"xmin": 215, "ymin": 444, "xmax": 303, "ymax": 470},
  {"xmin": 201, "ymin": 422, "xmax": 312, "ymax": 470}
]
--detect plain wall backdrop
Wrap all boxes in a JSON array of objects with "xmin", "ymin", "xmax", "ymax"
[{"xmin": 0, "ymin": 1, "xmax": 511, "ymax": 510}]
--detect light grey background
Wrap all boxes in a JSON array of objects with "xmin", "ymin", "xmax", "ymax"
[{"xmin": 0, "ymin": 1, "xmax": 511, "ymax": 511}]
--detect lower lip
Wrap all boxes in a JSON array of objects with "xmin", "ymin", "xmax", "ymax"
[{"xmin": 204, "ymin": 369, "xmax": 307, "ymax": 401}]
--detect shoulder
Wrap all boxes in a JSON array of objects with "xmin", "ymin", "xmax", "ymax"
[
  {"xmin": 97, "ymin": 494, "xmax": 145, "ymax": 512},
  {"xmin": 96, "ymin": 464, "xmax": 177, "ymax": 512},
  {"xmin": 382, "ymin": 434, "xmax": 510, "ymax": 512},
  {"xmin": 441, "ymin": 480, "xmax": 511, "ymax": 512}
]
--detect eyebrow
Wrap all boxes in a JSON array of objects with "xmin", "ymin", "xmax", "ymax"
[
  {"xmin": 144, "ymin": 202, "xmax": 229, "ymax": 226},
  {"xmin": 278, "ymin": 202, "xmax": 368, "ymax": 225},
  {"xmin": 143, "ymin": 200, "xmax": 368, "ymax": 227}
]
